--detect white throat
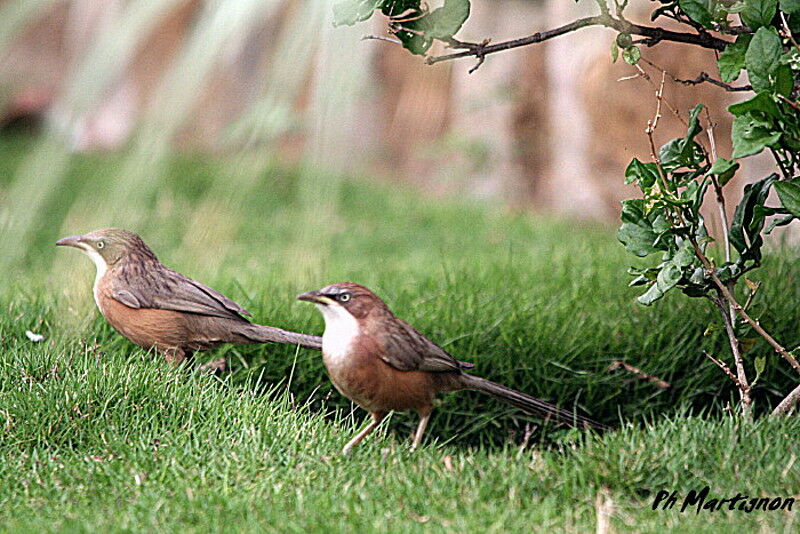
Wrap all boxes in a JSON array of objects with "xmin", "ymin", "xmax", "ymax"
[
  {"xmin": 317, "ymin": 303, "xmax": 360, "ymax": 364},
  {"xmin": 80, "ymin": 245, "xmax": 108, "ymax": 309}
]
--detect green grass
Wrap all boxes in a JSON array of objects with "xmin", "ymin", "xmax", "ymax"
[{"xmin": 1, "ymin": 134, "xmax": 799, "ymax": 531}]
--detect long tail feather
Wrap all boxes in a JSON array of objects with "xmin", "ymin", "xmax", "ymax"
[
  {"xmin": 460, "ymin": 374, "xmax": 609, "ymax": 430},
  {"xmin": 244, "ymin": 324, "xmax": 322, "ymax": 350}
]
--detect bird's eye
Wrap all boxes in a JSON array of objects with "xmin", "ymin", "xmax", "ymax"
[
  {"xmin": 96, "ymin": 241, "xmax": 105, "ymax": 249},
  {"xmin": 338, "ymin": 293, "xmax": 351, "ymax": 302}
]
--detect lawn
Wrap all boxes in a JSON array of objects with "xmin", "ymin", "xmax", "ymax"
[{"xmin": 1, "ymin": 134, "xmax": 798, "ymax": 531}]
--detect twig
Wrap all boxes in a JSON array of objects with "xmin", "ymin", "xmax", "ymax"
[
  {"xmin": 425, "ymin": 14, "xmax": 730, "ymax": 71},
  {"xmin": 647, "ymin": 70, "xmax": 666, "ymax": 133},
  {"xmin": 645, "ymin": 70, "xmax": 672, "ymax": 192},
  {"xmin": 704, "ymin": 108, "xmax": 731, "ymax": 267},
  {"xmin": 690, "ymin": 238, "xmax": 800, "ymax": 376},
  {"xmin": 777, "ymin": 94, "xmax": 800, "ymax": 112},
  {"xmin": 742, "ymin": 279, "xmax": 761, "ymax": 312},
  {"xmin": 770, "ymin": 148, "xmax": 793, "ymax": 181},
  {"xmin": 608, "ymin": 361, "xmax": 670, "ymax": 389},
  {"xmin": 772, "ymin": 382, "xmax": 800, "ymax": 415},
  {"xmin": 639, "ymin": 60, "xmax": 750, "ymax": 122},
  {"xmin": 704, "ymin": 351, "xmax": 749, "ymax": 393},
  {"xmin": 711, "ymin": 24, "xmax": 752, "ymax": 35},
  {"xmin": 635, "ymin": 62, "xmax": 687, "ymax": 127},
  {"xmin": 675, "ymin": 72, "xmax": 752, "ymax": 92},
  {"xmin": 779, "ymin": 12, "xmax": 800, "ymax": 54},
  {"xmin": 362, "ymin": 35, "xmax": 403, "ymax": 45},
  {"xmin": 702, "ymin": 107, "xmax": 742, "ymax": 382},
  {"xmin": 710, "ymin": 296, "xmax": 752, "ymax": 412}
]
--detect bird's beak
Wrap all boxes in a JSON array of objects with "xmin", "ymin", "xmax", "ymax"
[
  {"xmin": 297, "ymin": 290, "xmax": 332, "ymax": 305},
  {"xmin": 55, "ymin": 235, "xmax": 83, "ymax": 249}
]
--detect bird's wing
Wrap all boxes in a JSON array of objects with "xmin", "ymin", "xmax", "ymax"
[
  {"xmin": 113, "ymin": 289, "xmax": 141, "ymax": 309},
  {"xmin": 377, "ymin": 318, "xmax": 464, "ymax": 373},
  {"xmin": 112, "ymin": 266, "xmax": 252, "ymax": 321}
]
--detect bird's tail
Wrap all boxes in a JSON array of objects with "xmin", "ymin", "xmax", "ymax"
[
  {"xmin": 459, "ymin": 374, "xmax": 609, "ymax": 430},
  {"xmin": 242, "ymin": 323, "xmax": 322, "ymax": 350}
]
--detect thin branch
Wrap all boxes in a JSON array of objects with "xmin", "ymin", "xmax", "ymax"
[
  {"xmin": 772, "ymin": 382, "xmax": 800, "ymax": 416},
  {"xmin": 704, "ymin": 108, "xmax": 731, "ymax": 265},
  {"xmin": 644, "ymin": 70, "xmax": 673, "ymax": 194},
  {"xmin": 777, "ymin": 94, "xmax": 800, "ymax": 112},
  {"xmin": 711, "ymin": 24, "xmax": 752, "ymax": 36},
  {"xmin": 704, "ymin": 350, "xmax": 749, "ymax": 393},
  {"xmin": 690, "ymin": 238, "xmax": 800, "ymax": 376},
  {"xmin": 362, "ymin": 35, "xmax": 403, "ymax": 45},
  {"xmin": 770, "ymin": 147, "xmax": 793, "ymax": 181},
  {"xmin": 710, "ymin": 295, "xmax": 752, "ymax": 412},
  {"xmin": 779, "ymin": 12, "xmax": 800, "ymax": 54},
  {"xmin": 608, "ymin": 361, "xmax": 670, "ymax": 389},
  {"xmin": 675, "ymin": 72, "xmax": 753, "ymax": 92},
  {"xmin": 634, "ymin": 61, "xmax": 687, "ymax": 127},
  {"xmin": 702, "ymin": 106, "xmax": 743, "ymax": 383},
  {"xmin": 426, "ymin": 14, "xmax": 730, "ymax": 70},
  {"xmin": 742, "ymin": 279, "xmax": 761, "ymax": 312}
]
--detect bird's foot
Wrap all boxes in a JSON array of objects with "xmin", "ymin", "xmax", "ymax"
[{"xmin": 199, "ymin": 357, "xmax": 227, "ymax": 374}]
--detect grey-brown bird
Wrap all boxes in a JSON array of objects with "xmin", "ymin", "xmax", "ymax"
[
  {"xmin": 298, "ymin": 282, "xmax": 606, "ymax": 454},
  {"xmin": 56, "ymin": 228, "xmax": 321, "ymax": 366}
]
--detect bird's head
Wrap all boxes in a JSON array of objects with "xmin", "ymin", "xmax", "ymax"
[
  {"xmin": 56, "ymin": 228, "xmax": 156, "ymax": 271},
  {"xmin": 297, "ymin": 282, "xmax": 390, "ymax": 324}
]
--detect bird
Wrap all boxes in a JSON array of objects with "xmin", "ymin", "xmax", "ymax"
[
  {"xmin": 56, "ymin": 228, "xmax": 321, "ymax": 367},
  {"xmin": 298, "ymin": 282, "xmax": 607, "ymax": 454}
]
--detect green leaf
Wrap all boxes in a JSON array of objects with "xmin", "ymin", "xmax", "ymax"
[
  {"xmin": 742, "ymin": 0, "xmax": 777, "ymax": 28},
  {"xmin": 622, "ymin": 46, "xmax": 641, "ymax": 65},
  {"xmin": 679, "ymin": 0, "xmax": 714, "ymax": 27},
  {"xmin": 625, "ymin": 158, "xmax": 659, "ymax": 189},
  {"xmin": 611, "ymin": 40, "xmax": 619, "ymax": 63},
  {"xmin": 730, "ymin": 174, "xmax": 778, "ymax": 261},
  {"xmin": 781, "ymin": 0, "xmax": 800, "ymax": 13},
  {"xmin": 728, "ymin": 92, "xmax": 781, "ymax": 118},
  {"xmin": 657, "ymin": 262, "xmax": 682, "ymax": 292},
  {"xmin": 618, "ymin": 201, "xmax": 659, "ymax": 257},
  {"xmin": 753, "ymin": 355, "xmax": 766, "ymax": 386},
  {"xmin": 637, "ymin": 282, "xmax": 664, "ymax": 305},
  {"xmin": 745, "ymin": 27, "xmax": 782, "ymax": 91},
  {"xmin": 333, "ymin": 0, "xmax": 382, "ymax": 26},
  {"xmin": 686, "ymin": 104, "xmax": 704, "ymax": 141},
  {"xmin": 774, "ymin": 180, "xmax": 800, "ymax": 217},
  {"xmin": 392, "ymin": 0, "xmax": 470, "ymax": 55},
  {"xmin": 765, "ymin": 214, "xmax": 795, "ymax": 233},
  {"xmin": 686, "ymin": 179, "xmax": 711, "ymax": 217},
  {"xmin": 731, "ymin": 114, "xmax": 781, "ymax": 158},
  {"xmin": 672, "ymin": 240, "xmax": 696, "ymax": 268},
  {"xmin": 380, "ymin": 0, "xmax": 420, "ymax": 16},
  {"xmin": 618, "ymin": 223, "xmax": 659, "ymax": 257},
  {"xmin": 708, "ymin": 157, "xmax": 740, "ymax": 185},
  {"xmin": 774, "ymin": 64, "xmax": 794, "ymax": 97},
  {"xmin": 419, "ymin": 0, "xmax": 470, "ymax": 40},
  {"xmin": 397, "ymin": 31, "xmax": 433, "ymax": 55},
  {"xmin": 659, "ymin": 138, "xmax": 704, "ymax": 171},
  {"xmin": 718, "ymin": 34, "xmax": 752, "ymax": 83}
]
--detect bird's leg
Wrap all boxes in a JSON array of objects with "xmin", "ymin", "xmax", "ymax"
[
  {"xmin": 199, "ymin": 357, "xmax": 227, "ymax": 373},
  {"xmin": 342, "ymin": 411, "xmax": 386, "ymax": 455},
  {"xmin": 411, "ymin": 407, "xmax": 433, "ymax": 451},
  {"xmin": 163, "ymin": 348, "xmax": 187, "ymax": 366}
]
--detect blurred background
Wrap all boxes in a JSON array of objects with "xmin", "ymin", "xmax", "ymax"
[
  {"xmin": 2, "ymin": 0, "xmax": 799, "ymax": 439},
  {"xmin": 0, "ymin": 0, "xmax": 777, "ymax": 272}
]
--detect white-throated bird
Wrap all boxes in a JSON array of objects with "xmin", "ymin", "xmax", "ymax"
[
  {"xmin": 298, "ymin": 282, "xmax": 606, "ymax": 454},
  {"xmin": 57, "ymin": 228, "xmax": 321, "ymax": 367}
]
